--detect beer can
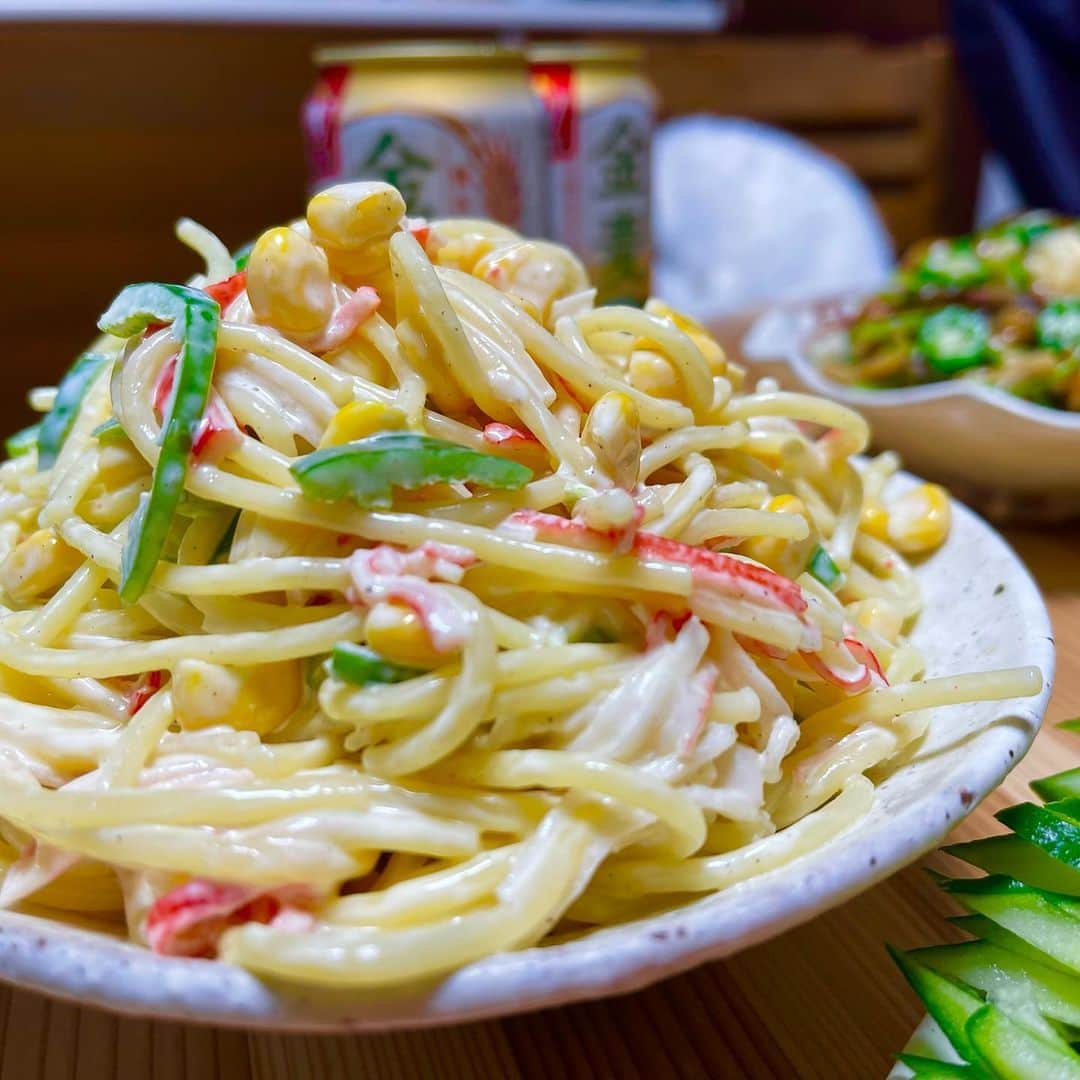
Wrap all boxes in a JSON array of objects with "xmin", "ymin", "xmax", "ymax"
[
  {"xmin": 530, "ymin": 44, "xmax": 656, "ymax": 305},
  {"xmin": 304, "ymin": 42, "xmax": 548, "ymax": 235}
]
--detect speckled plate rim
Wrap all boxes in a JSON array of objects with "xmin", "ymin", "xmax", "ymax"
[
  {"xmin": 742, "ymin": 296, "xmax": 1080, "ymax": 432},
  {"xmin": 0, "ymin": 480, "xmax": 1053, "ymax": 1033}
]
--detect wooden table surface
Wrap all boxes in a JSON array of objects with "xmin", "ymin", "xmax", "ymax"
[{"xmin": 0, "ymin": 524, "xmax": 1074, "ymax": 1080}]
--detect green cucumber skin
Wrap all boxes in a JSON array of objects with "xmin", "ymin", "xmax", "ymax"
[
  {"xmin": 894, "ymin": 712, "xmax": 1080, "ymax": 1074},
  {"xmin": 890, "ymin": 947, "xmax": 985, "ymax": 1064},
  {"xmin": 911, "ymin": 941, "xmax": 1080, "ymax": 1028},
  {"xmin": 944, "ymin": 881, "xmax": 1080, "ymax": 976},
  {"xmin": 1035, "ymin": 768, "xmax": 1080, "ymax": 803},
  {"xmin": 898, "ymin": 1053, "xmax": 986, "ymax": 1078},
  {"xmin": 997, "ymin": 803, "xmax": 1080, "ymax": 872},
  {"xmin": 966, "ymin": 1004, "xmax": 1080, "ymax": 1079},
  {"xmin": 945, "ymin": 834, "xmax": 1080, "ymax": 895},
  {"xmin": 949, "ymin": 915, "xmax": 1078, "ymax": 975}
]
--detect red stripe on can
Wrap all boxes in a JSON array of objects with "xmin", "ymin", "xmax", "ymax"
[
  {"xmin": 531, "ymin": 62, "xmax": 578, "ymax": 162},
  {"xmin": 301, "ymin": 64, "xmax": 348, "ymax": 187}
]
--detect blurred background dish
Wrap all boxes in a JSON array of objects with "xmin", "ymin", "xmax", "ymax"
[
  {"xmin": 739, "ymin": 293, "xmax": 1080, "ymax": 519},
  {"xmin": 813, "ymin": 213, "xmax": 1080, "ymax": 411}
]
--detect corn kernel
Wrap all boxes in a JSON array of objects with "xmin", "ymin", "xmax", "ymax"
[
  {"xmin": 247, "ymin": 226, "xmax": 334, "ymax": 335},
  {"xmin": 629, "ymin": 349, "xmax": 681, "ymax": 399},
  {"xmin": 645, "ymin": 299, "xmax": 727, "ymax": 375},
  {"xmin": 859, "ymin": 499, "xmax": 890, "ymax": 541},
  {"xmin": 473, "ymin": 240, "xmax": 588, "ymax": 324},
  {"xmin": 307, "ymin": 182, "xmax": 406, "ymax": 252},
  {"xmin": 0, "ymin": 530, "xmax": 83, "ymax": 604},
  {"xmin": 575, "ymin": 488, "xmax": 639, "ymax": 532},
  {"xmin": 850, "ymin": 598, "xmax": 904, "ymax": 640},
  {"xmin": 742, "ymin": 495, "xmax": 806, "ymax": 567},
  {"xmin": 319, "ymin": 401, "xmax": 406, "ymax": 448},
  {"xmin": 173, "ymin": 658, "xmax": 301, "ymax": 735},
  {"xmin": 365, "ymin": 602, "xmax": 446, "ymax": 667},
  {"xmin": 582, "ymin": 392, "xmax": 641, "ymax": 489},
  {"xmin": 886, "ymin": 483, "xmax": 951, "ymax": 555},
  {"xmin": 426, "ymin": 219, "xmax": 520, "ymax": 274},
  {"xmin": 766, "ymin": 494, "xmax": 805, "ymax": 515}
]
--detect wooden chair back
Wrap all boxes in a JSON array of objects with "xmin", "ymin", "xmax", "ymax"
[{"xmin": 645, "ymin": 35, "xmax": 963, "ymax": 251}]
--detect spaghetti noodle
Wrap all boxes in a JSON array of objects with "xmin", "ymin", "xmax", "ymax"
[{"xmin": 0, "ymin": 182, "xmax": 1041, "ymax": 987}]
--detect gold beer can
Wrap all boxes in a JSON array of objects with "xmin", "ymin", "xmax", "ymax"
[
  {"xmin": 530, "ymin": 44, "xmax": 656, "ymax": 305},
  {"xmin": 304, "ymin": 42, "xmax": 548, "ymax": 234}
]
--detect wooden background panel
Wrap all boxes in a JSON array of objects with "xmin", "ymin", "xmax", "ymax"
[
  {"xmin": 0, "ymin": 24, "xmax": 321, "ymax": 424},
  {"xmin": 1, "ymin": 25, "xmax": 968, "ymax": 434},
  {"xmin": 648, "ymin": 37, "xmax": 950, "ymax": 123}
]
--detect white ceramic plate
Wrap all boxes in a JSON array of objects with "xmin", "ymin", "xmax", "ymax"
[
  {"xmin": 741, "ymin": 296, "xmax": 1080, "ymax": 519},
  {"xmin": 0, "ymin": 476, "xmax": 1053, "ymax": 1031}
]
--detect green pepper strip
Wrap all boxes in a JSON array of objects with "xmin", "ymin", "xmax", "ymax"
[
  {"xmin": 232, "ymin": 241, "xmax": 254, "ymax": 271},
  {"xmin": 97, "ymin": 283, "xmax": 220, "ymax": 604},
  {"xmin": 91, "ymin": 417, "xmax": 130, "ymax": 446},
  {"xmin": 330, "ymin": 642, "xmax": 425, "ymax": 686},
  {"xmin": 807, "ymin": 545, "xmax": 842, "ymax": 590},
  {"xmin": 917, "ymin": 240, "xmax": 987, "ymax": 289},
  {"xmin": 5, "ymin": 422, "xmax": 40, "ymax": 460},
  {"xmin": 917, "ymin": 306, "xmax": 990, "ymax": 374},
  {"xmin": 1037, "ymin": 300, "xmax": 1080, "ymax": 352},
  {"xmin": 37, "ymin": 352, "xmax": 111, "ymax": 471},
  {"xmin": 209, "ymin": 511, "xmax": 239, "ymax": 564},
  {"xmin": 291, "ymin": 432, "xmax": 532, "ymax": 508}
]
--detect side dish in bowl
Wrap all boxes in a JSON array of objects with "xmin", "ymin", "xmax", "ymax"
[{"xmin": 816, "ymin": 212, "xmax": 1080, "ymax": 411}]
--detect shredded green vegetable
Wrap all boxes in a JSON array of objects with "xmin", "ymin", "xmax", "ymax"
[
  {"xmin": 91, "ymin": 417, "xmax": 129, "ymax": 446},
  {"xmin": 330, "ymin": 643, "xmax": 425, "ymax": 686},
  {"xmin": 37, "ymin": 352, "xmax": 111, "ymax": 471},
  {"xmin": 98, "ymin": 282, "xmax": 221, "ymax": 604},
  {"xmin": 291, "ymin": 432, "xmax": 532, "ymax": 508},
  {"xmin": 232, "ymin": 241, "xmax": 254, "ymax": 272},
  {"xmin": 1037, "ymin": 300, "xmax": 1080, "ymax": 352},
  {"xmin": 917, "ymin": 307, "xmax": 990, "ymax": 374},
  {"xmin": 4, "ymin": 423, "xmax": 40, "ymax": 460},
  {"xmin": 807, "ymin": 545, "xmax": 843, "ymax": 590}
]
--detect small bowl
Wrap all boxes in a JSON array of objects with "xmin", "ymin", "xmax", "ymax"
[{"xmin": 740, "ymin": 295, "xmax": 1080, "ymax": 520}]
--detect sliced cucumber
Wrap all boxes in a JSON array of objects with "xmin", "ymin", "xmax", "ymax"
[
  {"xmin": 1035, "ymin": 768, "xmax": 1080, "ymax": 803},
  {"xmin": 898, "ymin": 1053, "xmax": 986, "ymax": 1077},
  {"xmin": 945, "ymin": 877, "xmax": 1080, "ymax": 975},
  {"xmin": 945, "ymin": 834, "xmax": 1080, "ymax": 896},
  {"xmin": 998, "ymin": 803, "xmax": 1080, "ymax": 873},
  {"xmin": 950, "ymin": 914, "xmax": 1078, "ymax": 975},
  {"xmin": 912, "ymin": 940, "xmax": 1080, "ymax": 1028},
  {"xmin": 966, "ymin": 1004, "xmax": 1080, "ymax": 1078},
  {"xmin": 890, "ymin": 947, "xmax": 985, "ymax": 1063},
  {"xmin": 1046, "ymin": 799, "xmax": 1080, "ymax": 824}
]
